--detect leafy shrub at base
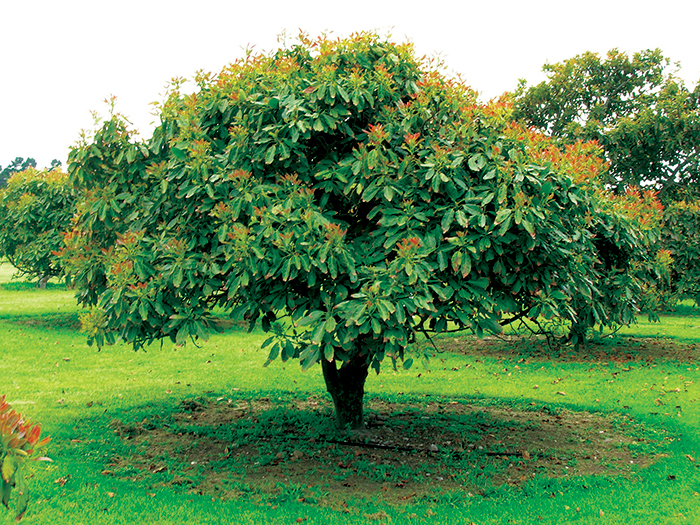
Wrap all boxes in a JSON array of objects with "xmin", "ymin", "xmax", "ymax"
[{"xmin": 1, "ymin": 395, "xmax": 51, "ymax": 522}]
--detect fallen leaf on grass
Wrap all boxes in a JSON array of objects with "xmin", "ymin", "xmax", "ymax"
[
  {"xmin": 556, "ymin": 391, "xmax": 566, "ymax": 396},
  {"xmin": 364, "ymin": 511, "xmax": 390, "ymax": 521},
  {"xmin": 54, "ymin": 476, "xmax": 71, "ymax": 487}
]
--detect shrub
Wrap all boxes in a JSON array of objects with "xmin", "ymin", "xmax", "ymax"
[{"xmin": 1, "ymin": 395, "xmax": 51, "ymax": 522}]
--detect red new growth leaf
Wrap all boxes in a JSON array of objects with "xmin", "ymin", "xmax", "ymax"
[
  {"xmin": 27, "ymin": 425, "xmax": 41, "ymax": 445},
  {"xmin": 0, "ymin": 397, "xmax": 51, "ymax": 520}
]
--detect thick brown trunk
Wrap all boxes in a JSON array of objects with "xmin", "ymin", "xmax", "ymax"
[
  {"xmin": 570, "ymin": 319, "xmax": 588, "ymax": 351},
  {"xmin": 321, "ymin": 351, "xmax": 370, "ymax": 430}
]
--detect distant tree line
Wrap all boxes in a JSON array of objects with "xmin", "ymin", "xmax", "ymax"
[{"xmin": 0, "ymin": 157, "xmax": 62, "ymax": 187}]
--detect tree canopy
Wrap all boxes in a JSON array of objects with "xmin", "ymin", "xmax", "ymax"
[
  {"xmin": 59, "ymin": 33, "xmax": 661, "ymax": 428},
  {"xmin": 0, "ymin": 167, "xmax": 74, "ymax": 284},
  {"xmin": 512, "ymin": 49, "xmax": 700, "ymax": 202}
]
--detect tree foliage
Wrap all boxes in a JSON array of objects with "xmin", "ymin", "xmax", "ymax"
[
  {"xmin": 60, "ymin": 33, "xmax": 660, "ymax": 428},
  {"xmin": 0, "ymin": 167, "xmax": 74, "ymax": 283},
  {"xmin": 512, "ymin": 49, "xmax": 700, "ymax": 201},
  {"xmin": 660, "ymin": 200, "xmax": 700, "ymax": 304}
]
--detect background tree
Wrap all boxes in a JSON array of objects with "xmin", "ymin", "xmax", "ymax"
[
  {"xmin": 59, "ymin": 33, "xmax": 660, "ymax": 429},
  {"xmin": 0, "ymin": 158, "xmax": 62, "ymax": 188},
  {"xmin": 659, "ymin": 201, "xmax": 700, "ymax": 305},
  {"xmin": 512, "ymin": 49, "xmax": 700, "ymax": 202},
  {"xmin": 0, "ymin": 167, "xmax": 74, "ymax": 285},
  {"xmin": 1, "ymin": 158, "xmax": 36, "ymax": 188}
]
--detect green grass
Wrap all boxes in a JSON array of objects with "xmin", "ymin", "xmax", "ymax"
[{"xmin": 3, "ymin": 257, "xmax": 700, "ymax": 524}]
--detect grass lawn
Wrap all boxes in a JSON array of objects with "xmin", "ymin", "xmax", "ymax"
[{"xmin": 2, "ymin": 259, "xmax": 700, "ymax": 524}]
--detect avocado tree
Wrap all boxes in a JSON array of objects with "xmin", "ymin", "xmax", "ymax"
[
  {"xmin": 512, "ymin": 49, "xmax": 700, "ymax": 202},
  {"xmin": 0, "ymin": 167, "xmax": 74, "ymax": 285},
  {"xmin": 59, "ymin": 33, "xmax": 659, "ymax": 428},
  {"xmin": 660, "ymin": 200, "xmax": 700, "ymax": 305}
]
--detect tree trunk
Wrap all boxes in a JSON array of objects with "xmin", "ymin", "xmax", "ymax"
[
  {"xmin": 321, "ymin": 351, "xmax": 370, "ymax": 430},
  {"xmin": 569, "ymin": 321, "xmax": 587, "ymax": 351}
]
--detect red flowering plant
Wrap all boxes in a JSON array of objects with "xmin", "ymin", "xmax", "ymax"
[{"xmin": 1, "ymin": 395, "xmax": 51, "ymax": 522}]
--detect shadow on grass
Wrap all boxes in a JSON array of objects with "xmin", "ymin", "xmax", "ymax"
[
  {"xmin": 438, "ymin": 334, "xmax": 700, "ymax": 364},
  {"xmin": 63, "ymin": 391, "xmax": 670, "ymax": 511},
  {"xmin": 3, "ymin": 312, "xmax": 81, "ymax": 330},
  {"xmin": 0, "ymin": 281, "xmax": 68, "ymax": 292}
]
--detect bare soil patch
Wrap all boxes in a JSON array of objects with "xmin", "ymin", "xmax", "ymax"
[
  {"xmin": 104, "ymin": 394, "xmax": 663, "ymax": 507},
  {"xmin": 438, "ymin": 335, "xmax": 700, "ymax": 363}
]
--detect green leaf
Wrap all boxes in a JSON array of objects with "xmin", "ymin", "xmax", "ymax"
[
  {"xmin": 310, "ymin": 316, "xmax": 324, "ymax": 343},
  {"xmin": 497, "ymin": 183, "xmax": 508, "ymax": 203},
  {"xmin": 441, "ymin": 208, "xmax": 455, "ymax": 232},
  {"xmin": 478, "ymin": 316, "xmax": 503, "ymax": 334},
  {"xmin": 1, "ymin": 475, "xmax": 12, "ymax": 509},
  {"xmin": 2, "ymin": 454, "xmax": 17, "ymax": 483},
  {"xmin": 493, "ymin": 208, "xmax": 512, "ymax": 225},
  {"xmin": 460, "ymin": 254, "xmax": 472, "ymax": 277},
  {"xmin": 455, "ymin": 210, "xmax": 468, "ymax": 227},
  {"xmin": 297, "ymin": 310, "xmax": 324, "ymax": 326},
  {"xmin": 468, "ymin": 154, "xmax": 486, "ymax": 171},
  {"xmin": 497, "ymin": 214, "xmax": 513, "ymax": 236},
  {"xmin": 264, "ymin": 145, "xmax": 276, "ymax": 164},
  {"xmin": 172, "ymin": 268, "xmax": 183, "ymax": 288},
  {"xmin": 324, "ymin": 316, "xmax": 337, "ymax": 333},
  {"xmin": 383, "ymin": 185, "xmax": 394, "ymax": 201},
  {"xmin": 541, "ymin": 180, "xmax": 552, "ymax": 197},
  {"xmin": 266, "ymin": 341, "xmax": 280, "ymax": 363},
  {"xmin": 15, "ymin": 485, "xmax": 29, "ymax": 521},
  {"xmin": 172, "ymin": 147, "xmax": 187, "ymax": 161}
]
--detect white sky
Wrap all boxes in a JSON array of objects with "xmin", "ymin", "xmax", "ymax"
[{"xmin": 1, "ymin": 0, "xmax": 699, "ymax": 168}]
